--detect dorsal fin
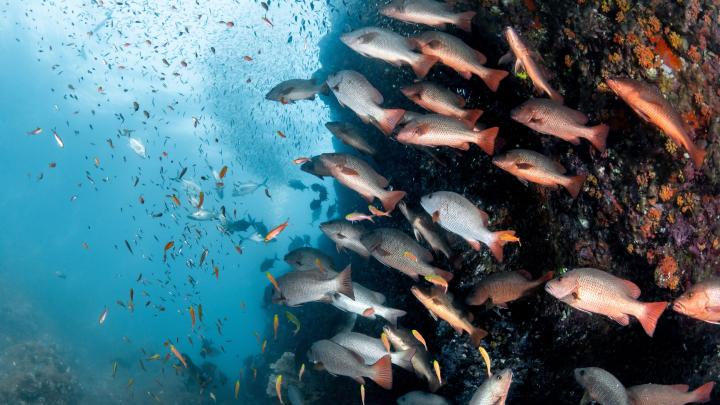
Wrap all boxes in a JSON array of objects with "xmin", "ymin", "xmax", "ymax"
[
  {"xmin": 552, "ymin": 161, "xmax": 567, "ymax": 174},
  {"xmin": 517, "ymin": 269, "xmax": 533, "ymax": 280},
  {"xmin": 620, "ymin": 279, "xmax": 641, "ymax": 299}
]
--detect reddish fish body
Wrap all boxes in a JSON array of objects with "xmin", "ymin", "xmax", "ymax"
[
  {"xmin": 265, "ymin": 220, "xmax": 289, "ymax": 242},
  {"xmin": 492, "ymin": 149, "xmax": 587, "ymax": 198},
  {"xmin": 411, "ymin": 286, "xmax": 487, "ymax": 346},
  {"xmin": 397, "ymin": 114, "xmax": 498, "ymax": 155},
  {"xmin": 511, "ymin": 99, "xmax": 609, "ymax": 152},
  {"xmin": 606, "ymin": 77, "xmax": 705, "ymax": 167},
  {"xmin": 501, "ymin": 27, "xmax": 563, "ymax": 103},
  {"xmin": 545, "ymin": 268, "xmax": 668, "ymax": 337},
  {"xmin": 627, "ymin": 382, "xmax": 715, "ymax": 405},
  {"xmin": 466, "ymin": 270, "xmax": 554, "ymax": 308},
  {"xmin": 672, "ymin": 278, "xmax": 720, "ymax": 324},
  {"xmin": 401, "ymin": 82, "xmax": 483, "ymax": 128},
  {"xmin": 381, "ymin": 0, "xmax": 476, "ymax": 32},
  {"xmin": 413, "ymin": 31, "xmax": 508, "ymax": 92}
]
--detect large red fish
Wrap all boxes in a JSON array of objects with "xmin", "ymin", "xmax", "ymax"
[
  {"xmin": 492, "ymin": 149, "xmax": 586, "ymax": 199},
  {"xmin": 672, "ymin": 278, "xmax": 720, "ymax": 324}
]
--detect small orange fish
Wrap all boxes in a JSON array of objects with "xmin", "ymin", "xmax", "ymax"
[
  {"xmin": 369, "ymin": 205, "xmax": 391, "ymax": 217},
  {"xmin": 213, "ymin": 266, "xmax": 220, "ymax": 280},
  {"xmin": 219, "ymin": 165, "xmax": 228, "ymax": 179},
  {"xmin": 94, "ymin": 157, "xmax": 100, "ymax": 167},
  {"xmin": 261, "ymin": 339, "xmax": 267, "ymax": 354},
  {"xmin": 293, "ymin": 157, "xmax": 310, "ymax": 164},
  {"xmin": 276, "ymin": 130, "xmax": 286, "ymax": 138},
  {"xmin": 380, "ymin": 332, "xmax": 391, "ymax": 353},
  {"xmin": 234, "ymin": 380, "xmax": 240, "ymax": 400},
  {"xmin": 235, "ymin": 245, "xmax": 243, "ymax": 254},
  {"xmin": 265, "ymin": 220, "xmax": 289, "ymax": 242},
  {"xmin": 189, "ymin": 306, "xmax": 196, "ymax": 328},
  {"xmin": 164, "ymin": 241, "xmax": 174, "ymax": 251},
  {"xmin": 360, "ymin": 384, "xmax": 366, "ymax": 405},
  {"xmin": 298, "ymin": 363, "xmax": 305, "ymax": 381},
  {"xmin": 433, "ymin": 360, "xmax": 442, "ymax": 385},
  {"xmin": 169, "ymin": 194, "xmax": 181, "ymax": 206},
  {"xmin": 478, "ymin": 346, "xmax": 492, "ymax": 376},
  {"xmin": 170, "ymin": 345, "xmax": 188, "ymax": 368},
  {"xmin": 412, "ymin": 329, "xmax": 428, "ymax": 351},
  {"xmin": 276, "ymin": 375, "xmax": 284, "ymax": 404},
  {"xmin": 273, "ymin": 314, "xmax": 279, "ymax": 340},
  {"xmin": 226, "ymin": 21, "xmax": 235, "ymax": 28},
  {"xmin": 197, "ymin": 192, "xmax": 204, "ymax": 209},
  {"xmin": 243, "ymin": 55, "xmax": 253, "ymax": 61},
  {"xmin": 266, "ymin": 272, "xmax": 281, "ymax": 292}
]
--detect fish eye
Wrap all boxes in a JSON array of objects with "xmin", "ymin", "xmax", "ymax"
[
  {"xmin": 687, "ymin": 292, "xmax": 693, "ymax": 298},
  {"xmin": 495, "ymin": 374, "xmax": 503, "ymax": 380},
  {"xmin": 558, "ymin": 276, "xmax": 564, "ymax": 281},
  {"xmin": 579, "ymin": 369, "xmax": 586, "ymax": 376}
]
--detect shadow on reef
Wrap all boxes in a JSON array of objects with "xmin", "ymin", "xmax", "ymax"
[{"xmin": 243, "ymin": 0, "xmax": 720, "ymax": 404}]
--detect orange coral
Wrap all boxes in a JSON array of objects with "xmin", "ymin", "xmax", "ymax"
[
  {"xmin": 688, "ymin": 45, "xmax": 701, "ymax": 63},
  {"xmin": 634, "ymin": 45, "xmax": 657, "ymax": 69},
  {"xmin": 650, "ymin": 36, "xmax": 682, "ymax": 71},
  {"xmin": 659, "ymin": 185, "xmax": 676, "ymax": 202},
  {"xmin": 655, "ymin": 255, "xmax": 680, "ymax": 290}
]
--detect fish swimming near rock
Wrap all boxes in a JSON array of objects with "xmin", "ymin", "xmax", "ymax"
[
  {"xmin": 574, "ymin": 367, "xmax": 630, "ymax": 405},
  {"xmin": 401, "ymin": 81, "xmax": 483, "ymax": 129},
  {"xmin": 606, "ymin": 77, "xmax": 706, "ymax": 167},
  {"xmin": 397, "ymin": 391, "xmax": 450, "ymax": 405},
  {"xmin": 412, "ymin": 31, "xmax": 508, "ymax": 92},
  {"xmin": 397, "ymin": 114, "xmax": 498, "ymax": 154},
  {"xmin": 383, "ymin": 324, "xmax": 442, "ymax": 392},
  {"xmin": 330, "ymin": 281, "xmax": 407, "ymax": 326},
  {"xmin": 545, "ymin": 268, "xmax": 668, "ymax": 337},
  {"xmin": 492, "ymin": 149, "xmax": 587, "ymax": 199},
  {"xmin": 469, "ymin": 368, "xmax": 513, "ymax": 405},
  {"xmin": 325, "ymin": 122, "xmax": 377, "ymax": 156},
  {"xmin": 500, "ymin": 27, "xmax": 563, "ymax": 103},
  {"xmin": 411, "ymin": 285, "xmax": 488, "ymax": 347},
  {"xmin": 627, "ymin": 381, "xmax": 715, "ymax": 405},
  {"xmin": 341, "ymin": 26, "xmax": 438, "ymax": 78},
  {"xmin": 317, "ymin": 153, "xmax": 406, "ymax": 212},
  {"xmin": 397, "ymin": 201, "xmax": 453, "ymax": 260},
  {"xmin": 361, "ymin": 228, "xmax": 453, "ymax": 282},
  {"xmin": 307, "ymin": 339, "xmax": 393, "ymax": 389},
  {"xmin": 287, "ymin": 179, "xmax": 308, "ymax": 191},
  {"xmin": 265, "ymin": 78, "xmax": 328, "ymax": 104},
  {"xmin": 330, "ymin": 332, "xmax": 415, "ymax": 372},
  {"xmin": 420, "ymin": 191, "xmax": 519, "ymax": 262},
  {"xmin": 272, "ymin": 266, "xmax": 354, "ymax": 306},
  {"xmin": 326, "ymin": 70, "xmax": 406, "ymax": 135},
  {"xmin": 511, "ymin": 99, "xmax": 609, "ymax": 152},
  {"xmin": 381, "ymin": 0, "xmax": 476, "ymax": 32},
  {"xmin": 672, "ymin": 278, "xmax": 720, "ymax": 324},
  {"xmin": 320, "ymin": 219, "xmax": 370, "ymax": 257},
  {"xmin": 466, "ymin": 270, "xmax": 554, "ymax": 308},
  {"xmin": 284, "ymin": 247, "xmax": 335, "ymax": 272}
]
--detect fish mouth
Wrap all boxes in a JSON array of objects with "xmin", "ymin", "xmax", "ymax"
[
  {"xmin": 672, "ymin": 301, "xmax": 685, "ymax": 313},
  {"xmin": 544, "ymin": 282, "xmax": 561, "ymax": 298},
  {"xmin": 339, "ymin": 34, "xmax": 352, "ymax": 46}
]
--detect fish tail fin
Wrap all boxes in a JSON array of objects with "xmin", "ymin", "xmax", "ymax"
[
  {"xmin": 411, "ymin": 55, "xmax": 438, "ymax": 79},
  {"xmin": 538, "ymin": 271, "xmax": 555, "ymax": 283},
  {"xmin": 690, "ymin": 381, "xmax": 715, "ymax": 403},
  {"xmin": 378, "ymin": 108, "xmax": 406, "ymax": 135},
  {"xmin": 334, "ymin": 265, "xmax": 354, "ymax": 300},
  {"xmin": 390, "ymin": 348, "xmax": 416, "ymax": 372},
  {"xmin": 637, "ymin": 301, "xmax": 668, "ymax": 337},
  {"xmin": 369, "ymin": 355, "xmax": 393, "ymax": 390},
  {"xmin": 469, "ymin": 327, "xmax": 488, "ymax": 347},
  {"xmin": 489, "ymin": 230, "xmax": 519, "ymax": 262},
  {"xmin": 584, "ymin": 124, "xmax": 609, "ymax": 153},
  {"xmin": 563, "ymin": 174, "xmax": 587, "ymax": 199},
  {"xmin": 378, "ymin": 308, "xmax": 406, "ymax": 327},
  {"xmin": 473, "ymin": 126, "xmax": 499, "ymax": 155},
  {"xmin": 691, "ymin": 145, "xmax": 706, "ymax": 168},
  {"xmin": 260, "ymin": 178, "xmax": 269, "ymax": 187},
  {"xmin": 480, "ymin": 68, "xmax": 509, "ymax": 92},
  {"xmin": 434, "ymin": 269, "xmax": 454, "ymax": 282},
  {"xmin": 455, "ymin": 11, "xmax": 476, "ymax": 32},
  {"xmin": 461, "ymin": 109, "xmax": 483, "ymax": 129},
  {"xmin": 380, "ymin": 190, "xmax": 406, "ymax": 213},
  {"xmin": 548, "ymin": 89, "xmax": 564, "ymax": 104}
]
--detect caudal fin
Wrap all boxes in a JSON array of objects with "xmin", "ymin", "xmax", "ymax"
[
  {"xmin": 377, "ymin": 108, "xmax": 406, "ymax": 136},
  {"xmin": 334, "ymin": 266, "xmax": 354, "ymax": 300},
  {"xmin": 390, "ymin": 348, "xmax": 416, "ymax": 372},
  {"xmin": 489, "ymin": 230, "xmax": 519, "ymax": 263},
  {"xmin": 379, "ymin": 307, "xmax": 406, "ymax": 327},
  {"xmin": 455, "ymin": 11, "xmax": 476, "ymax": 32},
  {"xmin": 480, "ymin": 68, "xmax": 509, "ymax": 92},
  {"xmin": 538, "ymin": 271, "xmax": 555, "ymax": 283},
  {"xmin": 461, "ymin": 109, "xmax": 484, "ymax": 129},
  {"xmin": 584, "ymin": 124, "xmax": 609, "ymax": 153},
  {"xmin": 380, "ymin": 190, "xmax": 406, "ymax": 213},
  {"xmin": 691, "ymin": 145, "xmax": 706, "ymax": 168},
  {"xmin": 411, "ymin": 55, "xmax": 438, "ymax": 79},
  {"xmin": 563, "ymin": 174, "xmax": 587, "ymax": 199},
  {"xmin": 474, "ymin": 126, "xmax": 499, "ymax": 155},
  {"xmin": 690, "ymin": 381, "xmax": 715, "ymax": 403},
  {"xmin": 434, "ymin": 268, "xmax": 454, "ymax": 282},
  {"xmin": 469, "ymin": 327, "xmax": 488, "ymax": 347},
  {"xmin": 637, "ymin": 301, "xmax": 667, "ymax": 337},
  {"xmin": 369, "ymin": 355, "xmax": 393, "ymax": 390}
]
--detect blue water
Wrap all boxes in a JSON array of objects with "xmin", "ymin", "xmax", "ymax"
[{"xmin": 0, "ymin": 1, "xmax": 348, "ymax": 403}]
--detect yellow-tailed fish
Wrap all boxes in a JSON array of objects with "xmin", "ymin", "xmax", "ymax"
[
  {"xmin": 170, "ymin": 345, "xmax": 188, "ymax": 368},
  {"xmin": 266, "ymin": 272, "xmax": 281, "ymax": 292},
  {"xmin": 147, "ymin": 354, "xmax": 161, "ymax": 361},
  {"xmin": 273, "ymin": 314, "xmax": 279, "ymax": 340},
  {"xmin": 380, "ymin": 332, "xmax": 391, "ymax": 353},
  {"xmin": 234, "ymin": 379, "xmax": 240, "ymax": 400},
  {"xmin": 285, "ymin": 311, "xmax": 301, "ymax": 335},
  {"xmin": 298, "ymin": 363, "xmax": 305, "ymax": 382},
  {"xmin": 189, "ymin": 306, "xmax": 196, "ymax": 328},
  {"xmin": 424, "ymin": 274, "xmax": 449, "ymax": 293},
  {"xmin": 276, "ymin": 374, "xmax": 284, "ymax": 404},
  {"xmin": 412, "ymin": 329, "xmax": 428, "ymax": 351},
  {"xmin": 478, "ymin": 346, "xmax": 492, "ymax": 376},
  {"xmin": 261, "ymin": 339, "xmax": 267, "ymax": 353},
  {"xmin": 433, "ymin": 360, "xmax": 442, "ymax": 385},
  {"xmin": 361, "ymin": 384, "xmax": 366, "ymax": 405}
]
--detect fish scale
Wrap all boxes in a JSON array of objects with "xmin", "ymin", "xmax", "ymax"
[
  {"xmin": 575, "ymin": 368, "xmax": 630, "ymax": 405},
  {"xmin": 342, "ymin": 27, "xmax": 422, "ymax": 66},
  {"xmin": 416, "ymin": 32, "xmax": 483, "ymax": 73},
  {"xmin": 566, "ymin": 271, "xmax": 644, "ymax": 320},
  {"xmin": 361, "ymin": 228, "xmax": 446, "ymax": 280},
  {"xmin": 421, "ymin": 191, "xmax": 492, "ymax": 245},
  {"xmin": 401, "ymin": 115, "xmax": 483, "ymax": 147}
]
